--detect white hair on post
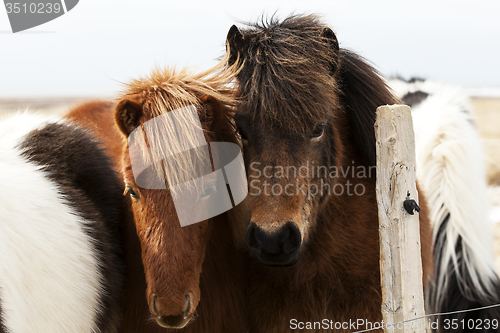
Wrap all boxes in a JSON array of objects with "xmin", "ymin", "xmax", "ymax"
[{"xmin": 0, "ymin": 111, "xmax": 103, "ymax": 333}]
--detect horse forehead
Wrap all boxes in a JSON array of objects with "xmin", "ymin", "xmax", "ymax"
[
  {"xmin": 237, "ymin": 86, "xmax": 331, "ymax": 132},
  {"xmin": 250, "ymin": 116, "xmax": 318, "ymax": 142},
  {"xmin": 250, "ymin": 138, "xmax": 310, "ymax": 168}
]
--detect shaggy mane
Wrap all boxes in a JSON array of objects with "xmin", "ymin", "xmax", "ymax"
[
  {"xmin": 120, "ymin": 65, "xmax": 238, "ymax": 113},
  {"xmin": 120, "ymin": 66, "xmax": 238, "ymax": 194},
  {"xmin": 226, "ymin": 13, "xmax": 398, "ymax": 165},
  {"xmin": 229, "ymin": 14, "xmax": 341, "ymax": 134}
]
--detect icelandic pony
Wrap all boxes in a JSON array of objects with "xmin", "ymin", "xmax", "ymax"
[
  {"xmin": 224, "ymin": 15, "xmax": 435, "ymax": 332},
  {"xmin": 0, "ymin": 111, "xmax": 124, "ymax": 333},
  {"xmin": 67, "ymin": 67, "xmax": 248, "ymax": 332},
  {"xmin": 389, "ymin": 77, "xmax": 500, "ymax": 330}
]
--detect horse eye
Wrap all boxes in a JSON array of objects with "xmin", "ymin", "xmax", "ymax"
[
  {"xmin": 311, "ymin": 123, "xmax": 326, "ymax": 139},
  {"xmin": 236, "ymin": 126, "xmax": 248, "ymax": 141},
  {"xmin": 124, "ymin": 184, "xmax": 140, "ymax": 199},
  {"xmin": 200, "ymin": 183, "xmax": 217, "ymax": 199}
]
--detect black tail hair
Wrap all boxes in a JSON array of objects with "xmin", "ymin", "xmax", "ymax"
[{"xmin": 0, "ymin": 292, "xmax": 6, "ymax": 333}]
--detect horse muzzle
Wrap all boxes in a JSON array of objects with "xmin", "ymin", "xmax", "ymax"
[
  {"xmin": 152, "ymin": 294, "xmax": 193, "ymax": 329},
  {"xmin": 246, "ymin": 221, "xmax": 302, "ymax": 266}
]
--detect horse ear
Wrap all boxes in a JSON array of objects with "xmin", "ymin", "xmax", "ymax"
[
  {"xmin": 226, "ymin": 25, "xmax": 245, "ymax": 66},
  {"xmin": 320, "ymin": 27, "xmax": 340, "ymax": 74},
  {"xmin": 115, "ymin": 99, "xmax": 143, "ymax": 136}
]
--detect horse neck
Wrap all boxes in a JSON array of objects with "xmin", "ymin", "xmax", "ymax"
[{"xmin": 190, "ymin": 209, "xmax": 247, "ymax": 331}]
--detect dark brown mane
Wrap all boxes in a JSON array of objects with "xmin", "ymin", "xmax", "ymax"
[
  {"xmin": 228, "ymin": 14, "xmax": 399, "ymax": 165},
  {"xmin": 230, "ymin": 14, "xmax": 340, "ymax": 134},
  {"xmin": 337, "ymin": 50, "xmax": 400, "ymax": 165}
]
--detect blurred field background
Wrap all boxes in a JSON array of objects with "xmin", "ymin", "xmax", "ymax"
[
  {"xmin": 474, "ymin": 97, "xmax": 500, "ymax": 184},
  {"xmin": 2, "ymin": 94, "xmax": 500, "ymax": 269},
  {"xmin": 471, "ymin": 96, "xmax": 500, "ymax": 272},
  {"xmin": 0, "ymin": 97, "xmax": 97, "ymax": 116}
]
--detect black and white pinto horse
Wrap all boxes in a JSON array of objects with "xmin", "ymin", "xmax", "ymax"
[
  {"xmin": 0, "ymin": 112, "xmax": 124, "ymax": 333},
  {"xmin": 390, "ymin": 78, "xmax": 500, "ymax": 329}
]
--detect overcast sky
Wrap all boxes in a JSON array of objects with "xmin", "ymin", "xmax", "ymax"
[{"xmin": 1, "ymin": 0, "xmax": 499, "ymax": 98}]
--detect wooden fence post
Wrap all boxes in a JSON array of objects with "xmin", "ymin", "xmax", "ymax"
[{"xmin": 375, "ymin": 105, "xmax": 427, "ymax": 333}]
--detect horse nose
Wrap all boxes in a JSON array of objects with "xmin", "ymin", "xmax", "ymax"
[
  {"xmin": 152, "ymin": 294, "xmax": 192, "ymax": 329},
  {"xmin": 246, "ymin": 221, "xmax": 301, "ymax": 265}
]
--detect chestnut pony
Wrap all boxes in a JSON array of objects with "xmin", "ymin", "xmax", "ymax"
[
  {"xmin": 225, "ymin": 15, "xmax": 434, "ymax": 332},
  {"xmin": 66, "ymin": 67, "xmax": 248, "ymax": 332}
]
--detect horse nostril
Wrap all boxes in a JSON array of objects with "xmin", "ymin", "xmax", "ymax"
[
  {"xmin": 151, "ymin": 293, "xmax": 194, "ymax": 329},
  {"xmin": 247, "ymin": 221, "xmax": 302, "ymax": 257},
  {"xmin": 152, "ymin": 294, "xmax": 160, "ymax": 317},
  {"xmin": 281, "ymin": 222, "xmax": 301, "ymax": 255},
  {"xmin": 184, "ymin": 294, "xmax": 191, "ymax": 319},
  {"xmin": 246, "ymin": 222, "xmax": 260, "ymax": 253}
]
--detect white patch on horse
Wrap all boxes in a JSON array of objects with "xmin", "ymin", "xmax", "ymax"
[{"xmin": 0, "ymin": 111, "xmax": 103, "ymax": 333}]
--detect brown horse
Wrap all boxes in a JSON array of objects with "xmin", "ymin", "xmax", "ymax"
[
  {"xmin": 66, "ymin": 67, "xmax": 249, "ymax": 332},
  {"xmin": 225, "ymin": 15, "xmax": 434, "ymax": 332}
]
